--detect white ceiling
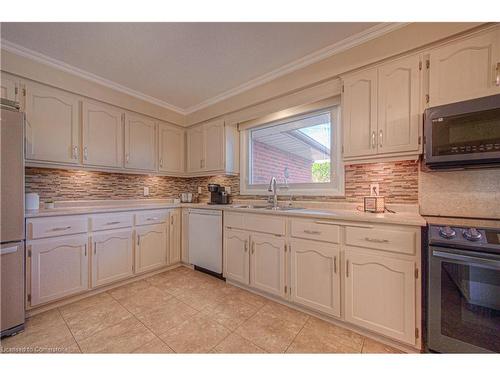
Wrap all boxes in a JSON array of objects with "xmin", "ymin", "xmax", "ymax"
[{"xmin": 1, "ymin": 22, "xmax": 384, "ymax": 113}]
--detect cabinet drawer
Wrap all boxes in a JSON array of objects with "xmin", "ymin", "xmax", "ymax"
[
  {"xmin": 345, "ymin": 225, "xmax": 418, "ymax": 255},
  {"xmin": 225, "ymin": 212, "xmax": 285, "ymax": 236},
  {"xmin": 91, "ymin": 212, "xmax": 134, "ymax": 231},
  {"xmin": 27, "ymin": 216, "xmax": 88, "ymax": 240},
  {"xmin": 291, "ymin": 219, "xmax": 340, "ymax": 243},
  {"xmin": 135, "ymin": 209, "xmax": 170, "ymax": 226}
]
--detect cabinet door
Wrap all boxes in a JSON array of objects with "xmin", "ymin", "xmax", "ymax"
[
  {"xmin": 187, "ymin": 126, "xmax": 204, "ymax": 172},
  {"xmin": 224, "ymin": 228, "xmax": 249, "ymax": 285},
  {"xmin": 1, "ymin": 72, "xmax": 19, "ymax": 103},
  {"xmin": 204, "ymin": 119, "xmax": 225, "ymax": 171},
  {"xmin": 378, "ymin": 55, "xmax": 421, "ymax": 154},
  {"xmin": 136, "ymin": 223, "xmax": 168, "ymax": 274},
  {"xmin": 342, "ymin": 69, "xmax": 378, "ymax": 158},
  {"xmin": 124, "ymin": 113, "xmax": 156, "ymax": 171},
  {"xmin": 25, "ymin": 82, "xmax": 80, "ymax": 164},
  {"xmin": 168, "ymin": 210, "xmax": 181, "ymax": 265},
  {"xmin": 158, "ymin": 122, "xmax": 184, "ymax": 173},
  {"xmin": 428, "ymin": 28, "xmax": 500, "ymax": 106},
  {"xmin": 82, "ymin": 101, "xmax": 124, "ymax": 168},
  {"xmin": 344, "ymin": 248, "xmax": 416, "ymax": 345},
  {"xmin": 290, "ymin": 239, "xmax": 340, "ymax": 317},
  {"xmin": 250, "ymin": 233, "xmax": 286, "ymax": 297},
  {"xmin": 91, "ymin": 229, "xmax": 134, "ymax": 288},
  {"xmin": 29, "ymin": 235, "xmax": 89, "ymax": 306}
]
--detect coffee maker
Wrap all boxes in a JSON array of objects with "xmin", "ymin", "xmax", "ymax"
[{"xmin": 207, "ymin": 184, "xmax": 231, "ymax": 205}]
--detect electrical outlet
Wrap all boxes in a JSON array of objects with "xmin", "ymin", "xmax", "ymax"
[
  {"xmin": 226, "ymin": 187, "xmax": 231, "ymax": 194},
  {"xmin": 198, "ymin": 186, "xmax": 202, "ymax": 194},
  {"xmin": 143, "ymin": 187, "xmax": 150, "ymax": 196},
  {"xmin": 370, "ymin": 183, "xmax": 380, "ymax": 196}
]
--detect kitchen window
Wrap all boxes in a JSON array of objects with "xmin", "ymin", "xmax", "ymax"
[{"xmin": 240, "ymin": 105, "xmax": 344, "ymax": 196}]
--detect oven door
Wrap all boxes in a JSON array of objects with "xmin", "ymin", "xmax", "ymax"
[
  {"xmin": 424, "ymin": 94, "xmax": 500, "ymax": 168},
  {"xmin": 428, "ymin": 246, "xmax": 500, "ymax": 353}
]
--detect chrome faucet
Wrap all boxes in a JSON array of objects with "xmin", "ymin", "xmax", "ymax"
[{"xmin": 268, "ymin": 176, "xmax": 278, "ymax": 209}]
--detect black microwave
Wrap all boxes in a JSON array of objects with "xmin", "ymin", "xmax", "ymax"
[{"xmin": 424, "ymin": 94, "xmax": 500, "ymax": 169}]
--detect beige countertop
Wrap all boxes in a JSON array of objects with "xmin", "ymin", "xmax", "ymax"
[{"xmin": 25, "ymin": 199, "xmax": 427, "ymax": 227}]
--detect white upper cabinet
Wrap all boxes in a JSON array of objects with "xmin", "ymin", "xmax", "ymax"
[
  {"xmin": 204, "ymin": 120, "xmax": 225, "ymax": 171},
  {"xmin": 187, "ymin": 119, "xmax": 239, "ymax": 175},
  {"xmin": 24, "ymin": 81, "xmax": 80, "ymax": 165},
  {"xmin": 1, "ymin": 72, "xmax": 20, "ymax": 104},
  {"xmin": 158, "ymin": 122, "xmax": 185, "ymax": 174},
  {"xmin": 342, "ymin": 69, "xmax": 378, "ymax": 159},
  {"xmin": 344, "ymin": 248, "xmax": 416, "ymax": 345},
  {"xmin": 342, "ymin": 54, "xmax": 422, "ymax": 162},
  {"xmin": 428, "ymin": 27, "xmax": 500, "ymax": 107},
  {"xmin": 378, "ymin": 54, "xmax": 421, "ymax": 154},
  {"xmin": 124, "ymin": 113, "xmax": 156, "ymax": 171},
  {"xmin": 187, "ymin": 125, "xmax": 206, "ymax": 173},
  {"xmin": 82, "ymin": 101, "xmax": 124, "ymax": 169}
]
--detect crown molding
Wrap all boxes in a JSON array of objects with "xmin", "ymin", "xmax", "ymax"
[
  {"xmin": 1, "ymin": 23, "xmax": 408, "ymax": 116},
  {"xmin": 0, "ymin": 39, "xmax": 188, "ymax": 115},
  {"xmin": 183, "ymin": 22, "xmax": 409, "ymax": 113}
]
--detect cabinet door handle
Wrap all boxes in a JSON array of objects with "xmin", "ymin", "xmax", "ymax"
[
  {"xmin": 244, "ymin": 240, "xmax": 248, "ymax": 252},
  {"xmin": 371, "ymin": 131, "xmax": 376, "ymax": 148},
  {"xmin": 379, "ymin": 130, "xmax": 383, "ymax": 148},
  {"xmin": 72, "ymin": 145, "xmax": 78, "ymax": 159},
  {"xmin": 159, "ymin": 158, "xmax": 163, "ymax": 168},
  {"xmin": 364, "ymin": 237, "xmax": 389, "ymax": 243},
  {"xmin": 125, "ymin": 154, "xmax": 129, "ymax": 164},
  {"xmin": 304, "ymin": 229, "xmax": 321, "ymax": 235},
  {"xmin": 146, "ymin": 217, "xmax": 159, "ymax": 221},
  {"xmin": 137, "ymin": 235, "xmax": 140, "ymax": 246},
  {"xmin": 83, "ymin": 146, "xmax": 88, "ymax": 160},
  {"xmin": 251, "ymin": 242, "xmax": 255, "ymax": 254},
  {"xmin": 106, "ymin": 221, "xmax": 120, "ymax": 225},
  {"xmin": 49, "ymin": 226, "xmax": 71, "ymax": 232},
  {"xmin": 346, "ymin": 259, "xmax": 349, "ymax": 277},
  {"xmin": 93, "ymin": 241, "xmax": 97, "ymax": 255},
  {"xmin": 495, "ymin": 62, "xmax": 500, "ymax": 86},
  {"xmin": 84, "ymin": 244, "xmax": 87, "ymax": 257},
  {"xmin": 334, "ymin": 256, "xmax": 337, "ymax": 274}
]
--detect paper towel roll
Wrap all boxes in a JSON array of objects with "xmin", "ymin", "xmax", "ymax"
[{"xmin": 25, "ymin": 193, "xmax": 40, "ymax": 210}]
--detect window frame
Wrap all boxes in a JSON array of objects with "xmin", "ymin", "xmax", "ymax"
[{"xmin": 239, "ymin": 103, "xmax": 344, "ymax": 197}]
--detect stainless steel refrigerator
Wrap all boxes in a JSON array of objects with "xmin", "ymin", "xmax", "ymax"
[{"xmin": 1, "ymin": 98, "xmax": 25, "ymax": 337}]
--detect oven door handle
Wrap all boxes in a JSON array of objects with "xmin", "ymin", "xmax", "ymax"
[{"xmin": 433, "ymin": 249, "xmax": 500, "ymax": 269}]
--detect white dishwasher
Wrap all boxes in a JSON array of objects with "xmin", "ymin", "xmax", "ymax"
[{"xmin": 188, "ymin": 209, "xmax": 223, "ymax": 276}]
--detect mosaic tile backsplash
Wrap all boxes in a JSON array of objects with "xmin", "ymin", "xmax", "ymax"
[{"xmin": 25, "ymin": 160, "xmax": 418, "ymax": 204}]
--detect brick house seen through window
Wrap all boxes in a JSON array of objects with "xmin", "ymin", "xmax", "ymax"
[{"xmin": 242, "ymin": 106, "xmax": 344, "ymax": 196}]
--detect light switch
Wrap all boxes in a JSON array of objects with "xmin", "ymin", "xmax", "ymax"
[{"xmin": 143, "ymin": 187, "xmax": 150, "ymax": 196}]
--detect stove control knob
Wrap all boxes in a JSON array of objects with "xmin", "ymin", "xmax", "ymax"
[
  {"xmin": 439, "ymin": 226, "xmax": 456, "ymax": 239},
  {"xmin": 463, "ymin": 228, "xmax": 482, "ymax": 241}
]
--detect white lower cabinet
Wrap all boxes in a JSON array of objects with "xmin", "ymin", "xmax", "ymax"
[
  {"xmin": 29, "ymin": 234, "xmax": 89, "ymax": 306},
  {"xmin": 224, "ymin": 228, "xmax": 250, "ymax": 285},
  {"xmin": 250, "ymin": 233, "xmax": 286, "ymax": 298},
  {"xmin": 344, "ymin": 248, "xmax": 416, "ymax": 345},
  {"xmin": 290, "ymin": 239, "xmax": 341, "ymax": 317},
  {"xmin": 168, "ymin": 210, "xmax": 181, "ymax": 265},
  {"xmin": 135, "ymin": 223, "xmax": 168, "ymax": 274},
  {"xmin": 91, "ymin": 229, "xmax": 134, "ymax": 288}
]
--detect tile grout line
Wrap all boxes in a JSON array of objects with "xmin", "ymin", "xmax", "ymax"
[
  {"xmin": 283, "ymin": 316, "xmax": 310, "ymax": 354},
  {"xmin": 107, "ymin": 287, "xmax": 177, "ymax": 354},
  {"xmin": 56, "ymin": 307, "xmax": 83, "ymax": 353}
]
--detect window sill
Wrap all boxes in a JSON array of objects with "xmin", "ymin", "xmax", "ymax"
[{"xmin": 240, "ymin": 187, "xmax": 345, "ymax": 197}]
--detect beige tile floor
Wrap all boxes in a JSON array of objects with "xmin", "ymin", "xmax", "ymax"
[{"xmin": 0, "ymin": 267, "xmax": 403, "ymax": 354}]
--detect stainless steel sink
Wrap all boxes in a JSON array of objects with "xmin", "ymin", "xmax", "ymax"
[{"xmin": 231, "ymin": 204, "xmax": 304, "ymax": 211}]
